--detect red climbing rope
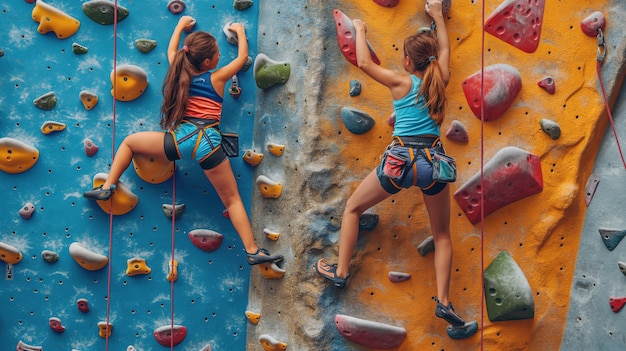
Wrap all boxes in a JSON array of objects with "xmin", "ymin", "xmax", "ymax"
[
  {"xmin": 170, "ymin": 169, "xmax": 177, "ymax": 350},
  {"xmin": 479, "ymin": 0, "xmax": 486, "ymax": 349}
]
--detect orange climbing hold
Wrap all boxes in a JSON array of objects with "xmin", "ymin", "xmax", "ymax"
[
  {"xmin": 266, "ymin": 143, "xmax": 285, "ymax": 156},
  {"xmin": 132, "ymin": 153, "xmax": 175, "ymax": 184},
  {"xmin": 258, "ymin": 262, "xmax": 285, "ymax": 280},
  {"xmin": 245, "ymin": 310, "xmax": 261, "ymax": 325},
  {"xmin": 98, "ymin": 321, "xmax": 112, "ymax": 338},
  {"xmin": 79, "ymin": 90, "xmax": 99, "ymax": 110},
  {"xmin": 243, "ymin": 149, "xmax": 264, "ymax": 166},
  {"xmin": 125, "ymin": 257, "xmax": 151, "ymax": 276},
  {"xmin": 0, "ymin": 137, "xmax": 39, "ymax": 174},
  {"xmin": 256, "ymin": 175, "xmax": 282, "ymax": 198},
  {"xmin": 167, "ymin": 259, "xmax": 178, "ymax": 282},
  {"xmin": 0, "ymin": 242, "xmax": 23, "ymax": 264},
  {"xmin": 31, "ymin": 0, "xmax": 80, "ymax": 39},
  {"xmin": 110, "ymin": 64, "xmax": 149, "ymax": 101},
  {"xmin": 40, "ymin": 121, "xmax": 66, "ymax": 135},
  {"xmin": 263, "ymin": 228, "xmax": 280, "ymax": 241},
  {"xmin": 259, "ymin": 334, "xmax": 287, "ymax": 351},
  {"xmin": 91, "ymin": 173, "xmax": 138, "ymax": 215}
]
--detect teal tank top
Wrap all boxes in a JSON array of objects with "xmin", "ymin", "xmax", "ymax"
[{"xmin": 392, "ymin": 75, "xmax": 440, "ymax": 137}]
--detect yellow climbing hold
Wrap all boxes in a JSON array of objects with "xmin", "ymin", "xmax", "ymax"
[
  {"xmin": 263, "ymin": 228, "xmax": 280, "ymax": 241},
  {"xmin": 40, "ymin": 121, "xmax": 66, "ymax": 135},
  {"xmin": 31, "ymin": 0, "xmax": 80, "ymax": 39},
  {"xmin": 92, "ymin": 173, "xmax": 138, "ymax": 215},
  {"xmin": 110, "ymin": 64, "xmax": 149, "ymax": 101},
  {"xmin": 125, "ymin": 257, "xmax": 151, "ymax": 276},
  {"xmin": 69, "ymin": 242, "xmax": 108, "ymax": 271},
  {"xmin": 256, "ymin": 175, "xmax": 282, "ymax": 198},
  {"xmin": 0, "ymin": 242, "xmax": 23, "ymax": 264},
  {"xmin": 259, "ymin": 334, "xmax": 287, "ymax": 351},
  {"xmin": 0, "ymin": 137, "xmax": 39, "ymax": 174},
  {"xmin": 79, "ymin": 90, "xmax": 99, "ymax": 110},
  {"xmin": 97, "ymin": 321, "xmax": 112, "ymax": 338},
  {"xmin": 266, "ymin": 143, "xmax": 285, "ymax": 157},
  {"xmin": 258, "ymin": 262, "xmax": 285, "ymax": 280},
  {"xmin": 132, "ymin": 154, "xmax": 174, "ymax": 184},
  {"xmin": 167, "ymin": 259, "xmax": 178, "ymax": 282},
  {"xmin": 243, "ymin": 149, "xmax": 264, "ymax": 166},
  {"xmin": 245, "ymin": 310, "xmax": 261, "ymax": 325}
]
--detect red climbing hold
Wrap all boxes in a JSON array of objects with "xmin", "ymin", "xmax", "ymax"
[
  {"xmin": 609, "ymin": 296, "xmax": 626, "ymax": 313},
  {"xmin": 454, "ymin": 147, "xmax": 543, "ymax": 224},
  {"xmin": 333, "ymin": 9, "xmax": 381, "ymax": 67},
  {"xmin": 188, "ymin": 229, "xmax": 224, "ymax": 252},
  {"xmin": 537, "ymin": 76, "xmax": 555, "ymax": 94},
  {"xmin": 334, "ymin": 314, "xmax": 407, "ymax": 349},
  {"xmin": 154, "ymin": 324, "xmax": 187, "ymax": 347},
  {"xmin": 484, "ymin": 0, "xmax": 546, "ymax": 53},
  {"xmin": 462, "ymin": 64, "xmax": 522, "ymax": 122},
  {"xmin": 49, "ymin": 317, "xmax": 65, "ymax": 333},
  {"xmin": 580, "ymin": 11, "xmax": 606, "ymax": 38},
  {"xmin": 77, "ymin": 298, "xmax": 90, "ymax": 312},
  {"xmin": 373, "ymin": 0, "xmax": 400, "ymax": 7}
]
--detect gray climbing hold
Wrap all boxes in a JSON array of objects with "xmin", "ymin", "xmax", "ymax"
[
  {"xmin": 42, "ymin": 250, "xmax": 59, "ymax": 263},
  {"xmin": 359, "ymin": 209, "xmax": 378, "ymax": 230},
  {"xmin": 483, "ymin": 251, "xmax": 534, "ymax": 321},
  {"xmin": 162, "ymin": 203, "xmax": 185, "ymax": 219},
  {"xmin": 584, "ymin": 173, "xmax": 600, "ymax": 206},
  {"xmin": 446, "ymin": 320, "xmax": 479, "ymax": 339},
  {"xmin": 334, "ymin": 314, "xmax": 407, "ymax": 349},
  {"xmin": 222, "ymin": 22, "xmax": 238, "ymax": 45},
  {"xmin": 33, "ymin": 92, "xmax": 57, "ymax": 110},
  {"xmin": 598, "ymin": 228, "xmax": 626, "ymax": 251},
  {"xmin": 388, "ymin": 271, "xmax": 411, "ymax": 282},
  {"xmin": 233, "ymin": 0, "xmax": 253, "ymax": 11},
  {"xmin": 349, "ymin": 80, "xmax": 362, "ymax": 97},
  {"xmin": 19, "ymin": 202, "xmax": 35, "ymax": 219},
  {"xmin": 618, "ymin": 261, "xmax": 626, "ymax": 277},
  {"xmin": 540, "ymin": 118, "xmax": 561, "ymax": 140},
  {"xmin": 417, "ymin": 236, "xmax": 434, "ymax": 256},
  {"xmin": 341, "ymin": 107, "xmax": 375, "ymax": 134}
]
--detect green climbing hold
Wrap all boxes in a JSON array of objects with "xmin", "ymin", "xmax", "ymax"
[
  {"xmin": 483, "ymin": 251, "xmax": 534, "ymax": 321},
  {"xmin": 33, "ymin": 92, "xmax": 57, "ymax": 110},
  {"xmin": 72, "ymin": 43, "xmax": 88, "ymax": 55},
  {"xmin": 135, "ymin": 39, "xmax": 157, "ymax": 54},
  {"xmin": 82, "ymin": 0, "xmax": 129, "ymax": 25},
  {"xmin": 253, "ymin": 53, "xmax": 290, "ymax": 90}
]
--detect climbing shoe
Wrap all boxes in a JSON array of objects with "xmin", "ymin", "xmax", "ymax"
[
  {"xmin": 433, "ymin": 297, "xmax": 465, "ymax": 326},
  {"xmin": 315, "ymin": 258, "xmax": 349, "ymax": 289},
  {"xmin": 83, "ymin": 185, "xmax": 115, "ymax": 201},
  {"xmin": 245, "ymin": 248, "xmax": 283, "ymax": 265}
]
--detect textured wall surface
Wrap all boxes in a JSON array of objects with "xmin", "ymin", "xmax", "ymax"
[{"xmin": 1, "ymin": 0, "xmax": 625, "ymax": 351}]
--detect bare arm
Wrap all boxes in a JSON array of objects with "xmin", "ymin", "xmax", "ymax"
[
  {"xmin": 167, "ymin": 16, "xmax": 196, "ymax": 65},
  {"xmin": 426, "ymin": 0, "xmax": 450, "ymax": 85},
  {"xmin": 211, "ymin": 23, "xmax": 249, "ymax": 92}
]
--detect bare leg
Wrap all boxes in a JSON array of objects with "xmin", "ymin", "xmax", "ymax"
[
  {"xmin": 102, "ymin": 131, "xmax": 168, "ymax": 189},
  {"xmin": 336, "ymin": 169, "xmax": 391, "ymax": 278},
  {"xmin": 422, "ymin": 185, "xmax": 452, "ymax": 305}
]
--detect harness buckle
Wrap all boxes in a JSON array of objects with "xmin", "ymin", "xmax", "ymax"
[{"xmin": 596, "ymin": 28, "xmax": 606, "ymax": 62}]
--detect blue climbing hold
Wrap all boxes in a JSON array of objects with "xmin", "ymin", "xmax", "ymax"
[
  {"xmin": 598, "ymin": 228, "xmax": 626, "ymax": 251},
  {"xmin": 341, "ymin": 107, "xmax": 375, "ymax": 135}
]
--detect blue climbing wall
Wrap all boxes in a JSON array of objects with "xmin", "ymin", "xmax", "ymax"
[{"xmin": 0, "ymin": 1, "xmax": 259, "ymax": 350}]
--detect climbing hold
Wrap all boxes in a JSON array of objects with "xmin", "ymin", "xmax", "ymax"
[
  {"xmin": 446, "ymin": 320, "xmax": 479, "ymax": 339},
  {"xmin": 31, "ymin": 0, "xmax": 80, "ymax": 39},
  {"xmin": 188, "ymin": 229, "xmax": 224, "ymax": 252},
  {"xmin": 253, "ymin": 53, "xmax": 291, "ymax": 89},
  {"xmin": 609, "ymin": 297, "xmax": 626, "ymax": 313},
  {"xmin": 341, "ymin": 107, "xmax": 375, "ymax": 134},
  {"xmin": 598, "ymin": 228, "xmax": 626, "ymax": 251},
  {"xmin": 462, "ymin": 64, "xmax": 522, "ymax": 121},
  {"xmin": 153, "ymin": 324, "xmax": 187, "ymax": 347},
  {"xmin": 125, "ymin": 257, "xmax": 151, "ymax": 276},
  {"xmin": 167, "ymin": 259, "xmax": 178, "ymax": 282},
  {"xmin": 387, "ymin": 112, "xmax": 396, "ymax": 127},
  {"xmin": 584, "ymin": 173, "xmax": 600, "ymax": 207},
  {"xmin": 223, "ymin": 22, "xmax": 239, "ymax": 45},
  {"xmin": 266, "ymin": 143, "xmax": 285, "ymax": 156},
  {"xmin": 134, "ymin": 39, "xmax": 157, "ymax": 53},
  {"xmin": 41, "ymin": 250, "xmax": 59, "ymax": 263},
  {"xmin": 127, "ymin": 346, "xmax": 138, "ymax": 351},
  {"xmin": 349, "ymin": 80, "xmax": 362, "ymax": 96},
  {"xmin": 540, "ymin": 119, "xmax": 561, "ymax": 140},
  {"xmin": 258, "ymin": 262, "xmax": 285, "ymax": 280},
  {"xmin": 83, "ymin": 138, "xmax": 99, "ymax": 157},
  {"xmin": 91, "ymin": 173, "xmax": 138, "ymax": 215},
  {"xmin": 256, "ymin": 175, "xmax": 283, "ymax": 198},
  {"xmin": 417, "ymin": 236, "xmax": 434, "ymax": 256},
  {"xmin": 82, "ymin": 0, "xmax": 129, "ymax": 25},
  {"xmin": 334, "ymin": 314, "xmax": 407, "ymax": 349},
  {"xmin": 263, "ymin": 228, "xmax": 280, "ymax": 241},
  {"xmin": 580, "ymin": 11, "xmax": 606, "ymax": 38},
  {"xmin": 132, "ymin": 153, "xmax": 175, "ymax": 184},
  {"xmin": 49, "ymin": 317, "xmax": 66, "ymax": 333},
  {"xmin": 454, "ymin": 147, "xmax": 543, "ymax": 224},
  {"xmin": 445, "ymin": 120, "xmax": 469, "ymax": 143},
  {"xmin": 618, "ymin": 261, "xmax": 626, "ymax": 277},
  {"xmin": 110, "ymin": 64, "xmax": 149, "ymax": 101},
  {"xmin": 243, "ymin": 149, "xmax": 264, "ymax": 166},
  {"xmin": 0, "ymin": 48, "xmax": 4, "ymax": 57},
  {"xmin": 162, "ymin": 203, "xmax": 185, "ymax": 219},
  {"xmin": 484, "ymin": 0, "xmax": 546, "ymax": 53},
  {"xmin": 245, "ymin": 310, "xmax": 261, "ymax": 325},
  {"xmin": 16, "ymin": 340, "xmax": 43, "ymax": 351},
  {"xmin": 222, "ymin": 209, "xmax": 230, "ymax": 218},
  {"xmin": 359, "ymin": 209, "xmax": 379, "ymax": 231},
  {"xmin": 537, "ymin": 76, "xmax": 555, "ymax": 94},
  {"xmin": 19, "ymin": 202, "xmax": 35, "ymax": 219},
  {"xmin": 388, "ymin": 271, "xmax": 411, "ymax": 282},
  {"xmin": 233, "ymin": 0, "xmax": 253, "ymax": 11},
  {"xmin": 98, "ymin": 321, "xmax": 112, "ymax": 338},
  {"xmin": 77, "ymin": 298, "xmax": 90, "ymax": 312},
  {"xmin": 72, "ymin": 42, "xmax": 88, "ymax": 55},
  {"xmin": 33, "ymin": 91, "xmax": 57, "ymax": 110},
  {"xmin": 333, "ymin": 9, "xmax": 381, "ymax": 67},
  {"xmin": 373, "ymin": 0, "xmax": 400, "ymax": 7},
  {"xmin": 0, "ymin": 137, "xmax": 39, "ymax": 174},
  {"xmin": 229, "ymin": 75, "xmax": 242, "ymax": 98},
  {"xmin": 40, "ymin": 121, "xmax": 66, "ymax": 135},
  {"xmin": 167, "ymin": 0, "xmax": 185, "ymax": 14},
  {"xmin": 0, "ymin": 242, "xmax": 23, "ymax": 264},
  {"xmin": 79, "ymin": 90, "xmax": 99, "ymax": 110},
  {"xmin": 69, "ymin": 242, "xmax": 108, "ymax": 271},
  {"xmin": 259, "ymin": 334, "xmax": 287, "ymax": 351},
  {"xmin": 484, "ymin": 251, "xmax": 534, "ymax": 321}
]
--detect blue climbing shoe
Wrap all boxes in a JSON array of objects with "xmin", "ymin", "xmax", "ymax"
[
  {"xmin": 83, "ymin": 185, "xmax": 115, "ymax": 201},
  {"xmin": 434, "ymin": 297, "xmax": 465, "ymax": 326},
  {"xmin": 246, "ymin": 248, "xmax": 283, "ymax": 265}
]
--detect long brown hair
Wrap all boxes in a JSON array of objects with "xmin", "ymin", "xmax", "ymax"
[
  {"xmin": 160, "ymin": 31, "xmax": 219, "ymax": 130},
  {"xmin": 403, "ymin": 33, "xmax": 447, "ymax": 125}
]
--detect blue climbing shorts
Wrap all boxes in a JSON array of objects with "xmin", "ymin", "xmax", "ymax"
[
  {"xmin": 164, "ymin": 119, "xmax": 227, "ymax": 170},
  {"xmin": 377, "ymin": 137, "xmax": 447, "ymax": 196}
]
